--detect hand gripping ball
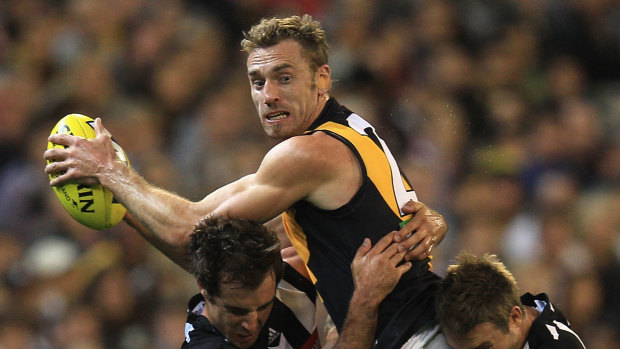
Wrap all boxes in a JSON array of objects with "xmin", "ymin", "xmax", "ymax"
[{"xmin": 47, "ymin": 114, "xmax": 129, "ymax": 230}]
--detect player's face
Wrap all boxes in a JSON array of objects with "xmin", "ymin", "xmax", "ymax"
[
  {"xmin": 247, "ymin": 39, "xmax": 329, "ymax": 140},
  {"xmin": 203, "ymin": 272, "xmax": 276, "ymax": 348},
  {"xmin": 445, "ymin": 321, "xmax": 523, "ymax": 349}
]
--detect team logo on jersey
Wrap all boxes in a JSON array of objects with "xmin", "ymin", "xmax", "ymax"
[{"xmin": 267, "ymin": 327, "xmax": 281, "ymax": 347}]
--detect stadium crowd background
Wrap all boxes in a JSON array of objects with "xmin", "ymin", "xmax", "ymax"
[{"xmin": 1, "ymin": 0, "xmax": 619, "ymax": 348}]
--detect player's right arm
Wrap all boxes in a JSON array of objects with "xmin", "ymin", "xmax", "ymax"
[{"xmin": 44, "ymin": 118, "xmax": 357, "ymax": 269}]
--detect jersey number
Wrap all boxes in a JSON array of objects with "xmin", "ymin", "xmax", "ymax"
[{"xmin": 347, "ymin": 114, "xmax": 417, "ymax": 215}]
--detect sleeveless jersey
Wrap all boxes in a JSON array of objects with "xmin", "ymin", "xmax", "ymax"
[
  {"xmin": 281, "ymin": 99, "xmax": 441, "ymax": 348},
  {"xmin": 182, "ymin": 263, "xmax": 320, "ymax": 349}
]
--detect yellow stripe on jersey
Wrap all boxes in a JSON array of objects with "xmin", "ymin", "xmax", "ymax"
[
  {"xmin": 316, "ymin": 120, "xmax": 415, "ymax": 219},
  {"xmin": 282, "ymin": 210, "xmax": 317, "ymax": 284}
]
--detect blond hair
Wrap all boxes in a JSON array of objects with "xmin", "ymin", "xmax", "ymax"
[
  {"xmin": 241, "ymin": 15, "xmax": 329, "ymax": 72},
  {"xmin": 435, "ymin": 252, "xmax": 521, "ymax": 340}
]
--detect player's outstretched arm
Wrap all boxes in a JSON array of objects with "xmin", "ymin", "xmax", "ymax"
[
  {"xmin": 45, "ymin": 119, "xmax": 353, "ymax": 270},
  {"xmin": 335, "ymin": 233, "xmax": 411, "ymax": 349}
]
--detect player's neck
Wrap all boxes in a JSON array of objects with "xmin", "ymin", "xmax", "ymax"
[
  {"xmin": 520, "ymin": 306, "xmax": 540, "ymax": 346},
  {"xmin": 309, "ymin": 93, "xmax": 330, "ymax": 126}
]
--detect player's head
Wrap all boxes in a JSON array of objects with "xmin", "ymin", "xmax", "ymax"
[
  {"xmin": 189, "ymin": 216, "xmax": 282, "ymax": 348},
  {"xmin": 242, "ymin": 15, "xmax": 332, "ymax": 139},
  {"xmin": 435, "ymin": 252, "xmax": 528, "ymax": 349}
]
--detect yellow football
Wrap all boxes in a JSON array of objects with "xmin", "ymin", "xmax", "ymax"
[{"xmin": 47, "ymin": 114, "xmax": 129, "ymax": 230}]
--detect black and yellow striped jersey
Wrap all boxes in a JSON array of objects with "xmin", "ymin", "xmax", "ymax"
[{"xmin": 282, "ymin": 98, "xmax": 441, "ymax": 348}]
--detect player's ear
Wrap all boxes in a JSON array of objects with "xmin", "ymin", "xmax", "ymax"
[
  {"xmin": 509, "ymin": 305, "xmax": 524, "ymax": 327},
  {"xmin": 199, "ymin": 288, "xmax": 215, "ymax": 304},
  {"xmin": 196, "ymin": 279, "xmax": 208, "ymax": 297},
  {"xmin": 510, "ymin": 305, "xmax": 523, "ymax": 318},
  {"xmin": 317, "ymin": 65, "xmax": 331, "ymax": 94}
]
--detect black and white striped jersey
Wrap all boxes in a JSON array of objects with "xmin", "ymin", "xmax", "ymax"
[
  {"xmin": 522, "ymin": 293, "xmax": 586, "ymax": 349},
  {"xmin": 182, "ymin": 262, "xmax": 320, "ymax": 349}
]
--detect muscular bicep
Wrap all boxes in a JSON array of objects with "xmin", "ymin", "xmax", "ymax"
[
  {"xmin": 194, "ymin": 139, "xmax": 327, "ymax": 223},
  {"xmin": 193, "ymin": 133, "xmax": 360, "ymax": 225}
]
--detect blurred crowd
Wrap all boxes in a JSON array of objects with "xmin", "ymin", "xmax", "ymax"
[{"xmin": 1, "ymin": 0, "xmax": 619, "ymax": 348}]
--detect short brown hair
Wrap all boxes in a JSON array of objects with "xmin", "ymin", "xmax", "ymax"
[
  {"xmin": 435, "ymin": 252, "xmax": 522, "ymax": 340},
  {"xmin": 241, "ymin": 15, "xmax": 329, "ymax": 72}
]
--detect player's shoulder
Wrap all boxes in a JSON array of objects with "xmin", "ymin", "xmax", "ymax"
[
  {"xmin": 282, "ymin": 131, "xmax": 348, "ymax": 154},
  {"xmin": 264, "ymin": 131, "xmax": 352, "ymax": 172},
  {"xmin": 526, "ymin": 322, "xmax": 586, "ymax": 349},
  {"xmin": 525, "ymin": 293, "xmax": 586, "ymax": 349}
]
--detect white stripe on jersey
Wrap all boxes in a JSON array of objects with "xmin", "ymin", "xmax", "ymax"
[
  {"xmin": 553, "ymin": 320, "xmax": 586, "ymax": 349},
  {"xmin": 277, "ymin": 279, "xmax": 317, "ymax": 333},
  {"xmin": 347, "ymin": 113, "xmax": 418, "ymax": 215}
]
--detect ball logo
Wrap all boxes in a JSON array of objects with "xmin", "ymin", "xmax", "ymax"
[
  {"xmin": 77, "ymin": 184, "xmax": 95, "ymax": 213},
  {"xmin": 58, "ymin": 186, "xmax": 78, "ymax": 209}
]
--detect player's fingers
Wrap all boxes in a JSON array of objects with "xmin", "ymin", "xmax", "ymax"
[
  {"xmin": 393, "ymin": 201, "xmax": 416, "ymax": 242},
  {"xmin": 396, "ymin": 261, "xmax": 412, "ymax": 275},
  {"xmin": 405, "ymin": 235, "xmax": 434, "ymax": 261},
  {"xmin": 396, "ymin": 224, "xmax": 426, "ymax": 253},
  {"xmin": 47, "ymin": 165, "xmax": 98, "ymax": 186},
  {"xmin": 401, "ymin": 200, "xmax": 424, "ymax": 215},
  {"xmin": 382, "ymin": 240, "xmax": 401, "ymax": 257},
  {"xmin": 371, "ymin": 232, "xmax": 397, "ymax": 255},
  {"xmin": 354, "ymin": 238, "xmax": 372, "ymax": 261},
  {"xmin": 48, "ymin": 170, "xmax": 69, "ymax": 186},
  {"xmin": 388, "ymin": 245, "xmax": 407, "ymax": 265},
  {"xmin": 44, "ymin": 160, "xmax": 65, "ymax": 175},
  {"xmin": 95, "ymin": 117, "xmax": 114, "ymax": 139},
  {"xmin": 94, "ymin": 118, "xmax": 105, "ymax": 135},
  {"xmin": 393, "ymin": 203, "xmax": 426, "ymax": 243},
  {"xmin": 393, "ymin": 217, "xmax": 422, "ymax": 243},
  {"xmin": 43, "ymin": 148, "xmax": 66, "ymax": 163},
  {"xmin": 47, "ymin": 133, "xmax": 73, "ymax": 147}
]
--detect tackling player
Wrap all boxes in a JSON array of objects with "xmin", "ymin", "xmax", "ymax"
[{"xmin": 435, "ymin": 252, "xmax": 586, "ymax": 349}]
